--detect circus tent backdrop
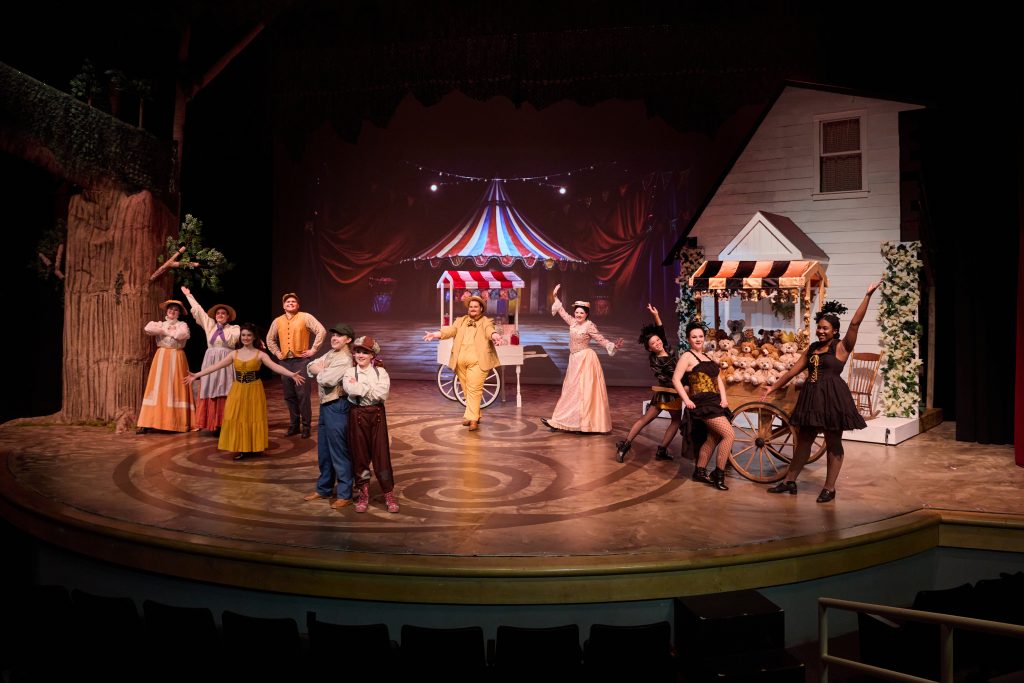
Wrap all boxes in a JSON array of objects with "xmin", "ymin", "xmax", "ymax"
[{"xmin": 404, "ymin": 179, "xmax": 585, "ymax": 269}]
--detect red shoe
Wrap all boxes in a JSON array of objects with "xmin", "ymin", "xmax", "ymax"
[
  {"xmin": 354, "ymin": 484, "xmax": 370, "ymax": 513},
  {"xmin": 384, "ymin": 491, "xmax": 400, "ymax": 513}
]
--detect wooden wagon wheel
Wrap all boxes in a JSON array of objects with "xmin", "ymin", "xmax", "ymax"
[
  {"xmin": 728, "ymin": 401, "xmax": 826, "ymax": 482},
  {"xmin": 436, "ymin": 365, "xmax": 459, "ymax": 401},
  {"xmin": 453, "ymin": 368, "xmax": 502, "ymax": 408}
]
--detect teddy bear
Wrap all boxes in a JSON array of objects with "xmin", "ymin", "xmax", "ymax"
[
  {"xmin": 746, "ymin": 355, "xmax": 773, "ymax": 387},
  {"xmin": 727, "ymin": 319, "xmax": 745, "ymax": 342},
  {"xmin": 717, "ymin": 338, "xmax": 737, "ymax": 358},
  {"xmin": 738, "ymin": 339, "xmax": 760, "ymax": 362},
  {"xmin": 778, "ymin": 341, "xmax": 800, "ymax": 368},
  {"xmin": 718, "ymin": 356, "xmax": 735, "ymax": 383},
  {"xmin": 740, "ymin": 328, "xmax": 760, "ymax": 354},
  {"xmin": 727, "ymin": 357, "xmax": 748, "ymax": 384},
  {"xmin": 759, "ymin": 342, "xmax": 786, "ymax": 373}
]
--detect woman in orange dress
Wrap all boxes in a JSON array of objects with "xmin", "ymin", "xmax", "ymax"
[{"xmin": 137, "ymin": 299, "xmax": 196, "ymax": 433}]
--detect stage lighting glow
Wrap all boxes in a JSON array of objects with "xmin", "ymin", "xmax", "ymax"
[
  {"xmin": 430, "ymin": 184, "xmax": 438, "ymax": 192},
  {"xmin": 558, "ymin": 187, "xmax": 567, "ymax": 195}
]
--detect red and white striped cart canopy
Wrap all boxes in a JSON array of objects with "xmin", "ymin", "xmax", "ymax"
[
  {"xmin": 408, "ymin": 180, "xmax": 584, "ymax": 269},
  {"xmin": 435, "ymin": 270, "xmax": 525, "ymax": 290}
]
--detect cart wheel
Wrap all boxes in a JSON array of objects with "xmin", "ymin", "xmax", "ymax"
[
  {"xmin": 436, "ymin": 365, "xmax": 459, "ymax": 401},
  {"xmin": 453, "ymin": 368, "xmax": 502, "ymax": 408},
  {"xmin": 729, "ymin": 402, "xmax": 802, "ymax": 483}
]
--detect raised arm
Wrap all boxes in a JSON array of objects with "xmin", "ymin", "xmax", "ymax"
[
  {"xmin": 551, "ymin": 294, "xmax": 574, "ymax": 325},
  {"xmin": 181, "ymin": 286, "xmax": 211, "ymax": 330},
  {"xmin": 839, "ymin": 281, "xmax": 880, "ymax": 359},
  {"xmin": 647, "ymin": 303, "xmax": 663, "ymax": 327}
]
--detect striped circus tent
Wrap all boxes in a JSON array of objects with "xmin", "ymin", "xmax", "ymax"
[{"xmin": 405, "ymin": 180, "xmax": 584, "ymax": 270}]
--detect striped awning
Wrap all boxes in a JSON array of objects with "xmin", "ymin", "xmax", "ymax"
[
  {"xmin": 436, "ymin": 270, "xmax": 525, "ymax": 290},
  {"xmin": 689, "ymin": 260, "xmax": 827, "ymax": 291},
  {"xmin": 406, "ymin": 180, "xmax": 584, "ymax": 269}
]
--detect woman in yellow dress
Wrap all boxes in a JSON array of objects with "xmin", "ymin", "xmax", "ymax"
[{"xmin": 184, "ymin": 323, "xmax": 305, "ymax": 460}]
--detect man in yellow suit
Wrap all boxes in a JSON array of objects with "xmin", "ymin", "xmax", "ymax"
[{"xmin": 423, "ymin": 295, "xmax": 503, "ymax": 431}]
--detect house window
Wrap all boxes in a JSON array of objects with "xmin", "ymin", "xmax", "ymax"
[{"xmin": 819, "ymin": 117, "xmax": 863, "ymax": 192}]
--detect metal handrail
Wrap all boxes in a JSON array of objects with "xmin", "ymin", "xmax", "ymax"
[{"xmin": 818, "ymin": 596, "xmax": 1024, "ymax": 683}]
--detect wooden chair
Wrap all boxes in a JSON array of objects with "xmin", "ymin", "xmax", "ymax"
[{"xmin": 846, "ymin": 352, "xmax": 881, "ymax": 419}]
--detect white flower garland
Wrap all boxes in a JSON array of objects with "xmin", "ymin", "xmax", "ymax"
[
  {"xmin": 879, "ymin": 241, "xmax": 923, "ymax": 417},
  {"xmin": 675, "ymin": 245, "xmax": 705, "ymax": 350}
]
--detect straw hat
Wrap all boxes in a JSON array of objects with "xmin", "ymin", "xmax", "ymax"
[
  {"xmin": 159, "ymin": 299, "xmax": 188, "ymax": 316},
  {"xmin": 206, "ymin": 303, "xmax": 237, "ymax": 321},
  {"xmin": 464, "ymin": 295, "xmax": 487, "ymax": 309}
]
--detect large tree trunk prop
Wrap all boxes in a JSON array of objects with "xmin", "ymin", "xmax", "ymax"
[{"xmin": 61, "ymin": 189, "xmax": 177, "ymax": 432}]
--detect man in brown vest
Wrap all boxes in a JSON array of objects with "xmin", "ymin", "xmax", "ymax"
[{"xmin": 266, "ymin": 292, "xmax": 326, "ymax": 437}]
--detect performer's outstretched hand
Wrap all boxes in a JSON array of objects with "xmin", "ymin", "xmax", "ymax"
[
  {"xmin": 180, "ymin": 285, "xmax": 191, "ymax": 297},
  {"xmin": 646, "ymin": 303, "xmax": 658, "ymax": 316},
  {"xmin": 423, "ymin": 330, "xmax": 440, "ymax": 342},
  {"xmin": 866, "ymin": 281, "xmax": 880, "ymax": 296},
  {"xmin": 552, "ymin": 284, "xmax": 561, "ymax": 297},
  {"xmin": 613, "ymin": 337, "xmax": 625, "ymax": 350}
]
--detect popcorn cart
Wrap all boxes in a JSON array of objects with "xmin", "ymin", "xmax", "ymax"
[{"xmin": 433, "ymin": 271, "xmax": 526, "ymax": 408}]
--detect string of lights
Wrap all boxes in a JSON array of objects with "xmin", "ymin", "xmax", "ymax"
[{"xmin": 405, "ymin": 160, "xmax": 619, "ymax": 194}]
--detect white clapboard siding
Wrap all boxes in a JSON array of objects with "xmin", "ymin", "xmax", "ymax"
[{"xmin": 690, "ymin": 85, "xmax": 924, "ymax": 366}]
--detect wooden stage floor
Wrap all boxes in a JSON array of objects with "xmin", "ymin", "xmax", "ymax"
[{"xmin": 2, "ymin": 380, "xmax": 1022, "ymax": 604}]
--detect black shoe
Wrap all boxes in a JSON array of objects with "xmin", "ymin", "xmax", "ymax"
[
  {"xmin": 300, "ymin": 428, "xmax": 311, "ymax": 439},
  {"xmin": 711, "ymin": 468, "xmax": 729, "ymax": 491},
  {"xmin": 136, "ymin": 427, "xmax": 150, "ymax": 435},
  {"xmin": 614, "ymin": 440, "xmax": 631, "ymax": 463},
  {"xmin": 540, "ymin": 418, "xmax": 559, "ymax": 432},
  {"xmin": 767, "ymin": 481, "xmax": 797, "ymax": 495},
  {"xmin": 233, "ymin": 452, "xmax": 248, "ymax": 461},
  {"xmin": 692, "ymin": 466, "xmax": 713, "ymax": 484},
  {"xmin": 654, "ymin": 447, "xmax": 674, "ymax": 461},
  {"xmin": 285, "ymin": 426, "xmax": 300, "ymax": 437},
  {"xmin": 816, "ymin": 488, "xmax": 836, "ymax": 503}
]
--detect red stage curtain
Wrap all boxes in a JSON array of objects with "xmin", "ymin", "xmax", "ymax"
[
  {"xmin": 565, "ymin": 185, "xmax": 661, "ymax": 299},
  {"xmin": 1017, "ymin": 215, "xmax": 1023, "ymax": 466}
]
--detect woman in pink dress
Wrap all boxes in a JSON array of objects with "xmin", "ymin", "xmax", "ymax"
[{"xmin": 541, "ymin": 284, "xmax": 623, "ymax": 433}]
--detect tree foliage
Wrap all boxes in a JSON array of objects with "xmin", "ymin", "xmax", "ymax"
[{"xmin": 158, "ymin": 214, "xmax": 231, "ymax": 292}]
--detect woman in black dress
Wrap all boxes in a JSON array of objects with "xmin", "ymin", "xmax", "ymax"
[
  {"xmin": 615, "ymin": 304, "xmax": 682, "ymax": 463},
  {"xmin": 671, "ymin": 322, "xmax": 734, "ymax": 491},
  {"xmin": 760, "ymin": 282, "xmax": 879, "ymax": 502}
]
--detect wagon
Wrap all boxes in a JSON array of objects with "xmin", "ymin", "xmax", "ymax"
[{"xmin": 686, "ymin": 259, "xmax": 832, "ymax": 482}]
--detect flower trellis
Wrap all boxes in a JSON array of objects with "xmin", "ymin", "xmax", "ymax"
[
  {"xmin": 879, "ymin": 241, "xmax": 923, "ymax": 417},
  {"xmin": 675, "ymin": 245, "xmax": 705, "ymax": 350}
]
